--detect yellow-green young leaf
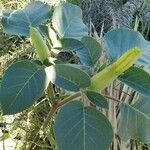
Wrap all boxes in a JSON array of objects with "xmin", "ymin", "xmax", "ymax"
[
  {"xmin": 90, "ymin": 48, "xmax": 142, "ymax": 91},
  {"xmin": 30, "ymin": 26, "xmax": 50, "ymax": 62}
]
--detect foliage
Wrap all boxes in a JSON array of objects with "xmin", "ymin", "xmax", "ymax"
[
  {"xmin": 2, "ymin": 1, "xmax": 52, "ymax": 36},
  {"xmin": 0, "ymin": 1, "xmax": 150, "ymax": 149},
  {"xmin": 54, "ymin": 101, "xmax": 113, "ymax": 150},
  {"xmin": 118, "ymin": 95, "xmax": 150, "ymax": 143}
]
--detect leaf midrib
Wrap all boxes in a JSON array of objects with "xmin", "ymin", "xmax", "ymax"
[
  {"xmin": 120, "ymin": 76, "xmax": 150, "ymax": 94},
  {"xmin": 123, "ymin": 103, "xmax": 150, "ymax": 121},
  {"xmin": 5, "ymin": 67, "xmax": 42, "ymax": 112}
]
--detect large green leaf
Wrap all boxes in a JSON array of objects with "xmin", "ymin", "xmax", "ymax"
[
  {"xmin": 60, "ymin": 36, "xmax": 102, "ymax": 66},
  {"xmin": 104, "ymin": 28, "xmax": 150, "ymax": 71},
  {"xmin": 118, "ymin": 95, "xmax": 150, "ymax": 143},
  {"xmin": 0, "ymin": 61, "xmax": 49, "ymax": 115},
  {"xmin": 54, "ymin": 101, "xmax": 113, "ymax": 150},
  {"xmin": 52, "ymin": 3, "xmax": 88, "ymax": 39},
  {"xmin": 45, "ymin": 64, "xmax": 91, "ymax": 91},
  {"xmin": 85, "ymin": 90, "xmax": 108, "ymax": 109},
  {"xmin": 2, "ymin": 1, "xmax": 52, "ymax": 36},
  {"xmin": 119, "ymin": 66, "xmax": 150, "ymax": 97}
]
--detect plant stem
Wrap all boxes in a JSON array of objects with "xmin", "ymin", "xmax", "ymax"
[
  {"xmin": 28, "ymin": 91, "xmax": 81, "ymax": 150},
  {"xmin": 57, "ymin": 91, "xmax": 81, "ymax": 109},
  {"xmin": 43, "ymin": 91, "xmax": 81, "ymax": 129},
  {"xmin": 29, "ymin": 92, "xmax": 119, "ymax": 149},
  {"xmin": 47, "ymin": 82, "xmax": 55, "ymax": 102},
  {"xmin": 42, "ymin": 103, "xmax": 57, "ymax": 130},
  {"xmin": 103, "ymin": 94, "xmax": 121, "ymax": 103}
]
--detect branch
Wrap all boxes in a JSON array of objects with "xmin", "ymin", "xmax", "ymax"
[
  {"xmin": 103, "ymin": 94, "xmax": 121, "ymax": 103},
  {"xmin": 28, "ymin": 91, "xmax": 81, "ymax": 150}
]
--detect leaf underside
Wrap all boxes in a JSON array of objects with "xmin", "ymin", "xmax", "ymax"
[
  {"xmin": 52, "ymin": 3, "xmax": 88, "ymax": 39},
  {"xmin": 104, "ymin": 28, "xmax": 150, "ymax": 71},
  {"xmin": 2, "ymin": 1, "xmax": 51, "ymax": 36}
]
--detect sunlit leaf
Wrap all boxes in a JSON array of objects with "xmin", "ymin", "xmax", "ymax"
[
  {"xmin": 52, "ymin": 3, "xmax": 88, "ymax": 39},
  {"xmin": 2, "ymin": 1, "xmax": 52, "ymax": 36},
  {"xmin": 104, "ymin": 28, "xmax": 150, "ymax": 71}
]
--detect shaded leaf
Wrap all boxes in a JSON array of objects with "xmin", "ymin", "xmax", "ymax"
[
  {"xmin": 49, "ymin": 27, "xmax": 62, "ymax": 48},
  {"xmin": 66, "ymin": 64, "xmax": 92, "ymax": 75},
  {"xmin": 52, "ymin": 3, "xmax": 88, "ymax": 39},
  {"xmin": 60, "ymin": 38, "xmax": 84, "ymax": 51},
  {"xmin": 2, "ymin": 1, "xmax": 52, "ymax": 36},
  {"xmin": 119, "ymin": 66, "xmax": 150, "ymax": 97},
  {"xmin": 104, "ymin": 28, "xmax": 150, "ymax": 70},
  {"xmin": 38, "ymin": 25, "xmax": 51, "ymax": 42},
  {"xmin": 45, "ymin": 64, "xmax": 91, "ymax": 91},
  {"xmin": 118, "ymin": 96, "xmax": 150, "ymax": 143},
  {"xmin": 60, "ymin": 36, "xmax": 102, "ymax": 66},
  {"xmin": 85, "ymin": 90, "xmax": 108, "ymax": 109},
  {"xmin": 54, "ymin": 101, "xmax": 113, "ymax": 150},
  {"xmin": 133, "ymin": 95, "xmax": 150, "ymax": 116},
  {"xmin": 0, "ymin": 61, "xmax": 49, "ymax": 115}
]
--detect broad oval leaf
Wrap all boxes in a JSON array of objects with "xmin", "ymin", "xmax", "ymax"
[
  {"xmin": 2, "ymin": 1, "xmax": 52, "ymax": 36},
  {"xmin": 85, "ymin": 90, "xmax": 108, "ymax": 109},
  {"xmin": 54, "ymin": 101, "xmax": 113, "ymax": 150},
  {"xmin": 104, "ymin": 28, "xmax": 150, "ymax": 70},
  {"xmin": 60, "ymin": 36, "xmax": 102, "ymax": 66},
  {"xmin": 45, "ymin": 64, "xmax": 91, "ymax": 91},
  {"xmin": 118, "ymin": 95, "xmax": 150, "ymax": 143},
  {"xmin": 0, "ymin": 61, "xmax": 49, "ymax": 115},
  {"xmin": 119, "ymin": 66, "xmax": 150, "ymax": 97},
  {"xmin": 52, "ymin": 3, "xmax": 88, "ymax": 39}
]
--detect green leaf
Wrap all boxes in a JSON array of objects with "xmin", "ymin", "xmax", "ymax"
[
  {"xmin": 65, "ymin": 64, "xmax": 92, "ymax": 75},
  {"xmin": 45, "ymin": 64, "xmax": 91, "ymax": 91},
  {"xmin": 85, "ymin": 90, "xmax": 108, "ymax": 109},
  {"xmin": 2, "ymin": 1, "xmax": 52, "ymax": 36},
  {"xmin": 60, "ymin": 36, "xmax": 102, "ymax": 66},
  {"xmin": 60, "ymin": 38, "xmax": 84, "ymax": 51},
  {"xmin": 38, "ymin": 25, "xmax": 51, "ymax": 42},
  {"xmin": 52, "ymin": 3, "xmax": 88, "ymax": 39},
  {"xmin": 54, "ymin": 101, "xmax": 113, "ymax": 150},
  {"xmin": 0, "ymin": 61, "xmax": 49, "ymax": 115},
  {"xmin": 133, "ymin": 95, "xmax": 150, "ymax": 116},
  {"xmin": 118, "ymin": 95, "xmax": 150, "ymax": 143},
  {"xmin": 104, "ymin": 28, "xmax": 150, "ymax": 71},
  {"xmin": 119, "ymin": 66, "xmax": 150, "ymax": 97}
]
